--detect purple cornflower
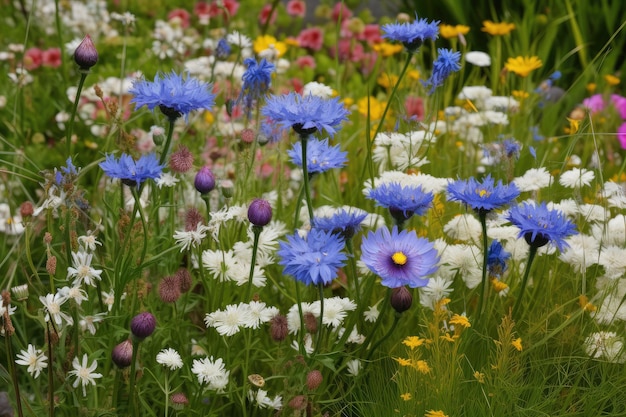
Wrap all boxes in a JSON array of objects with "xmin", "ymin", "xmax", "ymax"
[
  {"xmin": 129, "ymin": 71, "xmax": 215, "ymax": 121},
  {"xmin": 367, "ymin": 182, "xmax": 434, "ymax": 224},
  {"xmin": 422, "ymin": 48, "xmax": 462, "ymax": 94},
  {"xmin": 381, "ymin": 15, "xmax": 439, "ymax": 52},
  {"xmin": 215, "ymin": 38, "xmax": 231, "ymax": 60},
  {"xmin": 287, "ymin": 138, "xmax": 347, "ymax": 174},
  {"xmin": 241, "ymin": 58, "xmax": 274, "ymax": 100},
  {"xmin": 502, "ymin": 138, "xmax": 521, "ymax": 159},
  {"xmin": 487, "ymin": 240, "xmax": 510, "ymax": 278},
  {"xmin": 261, "ymin": 92, "xmax": 350, "ymax": 137},
  {"xmin": 313, "ymin": 209, "xmax": 368, "ymax": 239},
  {"xmin": 447, "ymin": 174, "xmax": 519, "ymax": 216},
  {"xmin": 278, "ymin": 229, "xmax": 347, "ymax": 286},
  {"xmin": 507, "ymin": 201, "xmax": 577, "ymax": 251},
  {"xmin": 55, "ymin": 157, "xmax": 79, "ymax": 186},
  {"xmin": 99, "ymin": 153, "xmax": 165, "ymax": 189},
  {"xmin": 360, "ymin": 226, "xmax": 439, "ymax": 288}
]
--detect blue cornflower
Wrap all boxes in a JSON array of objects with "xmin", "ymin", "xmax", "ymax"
[
  {"xmin": 502, "ymin": 138, "xmax": 521, "ymax": 159},
  {"xmin": 261, "ymin": 92, "xmax": 350, "ymax": 137},
  {"xmin": 99, "ymin": 153, "xmax": 165, "ymax": 188},
  {"xmin": 422, "ymin": 48, "xmax": 462, "ymax": 95},
  {"xmin": 381, "ymin": 15, "xmax": 439, "ymax": 52},
  {"xmin": 367, "ymin": 182, "xmax": 434, "ymax": 224},
  {"xmin": 313, "ymin": 209, "xmax": 368, "ymax": 239},
  {"xmin": 259, "ymin": 117, "xmax": 285, "ymax": 144},
  {"xmin": 287, "ymin": 138, "xmax": 347, "ymax": 174},
  {"xmin": 129, "ymin": 71, "xmax": 215, "ymax": 121},
  {"xmin": 487, "ymin": 240, "xmax": 511, "ymax": 278},
  {"xmin": 278, "ymin": 229, "xmax": 347, "ymax": 286},
  {"xmin": 447, "ymin": 174, "xmax": 519, "ymax": 216},
  {"xmin": 239, "ymin": 58, "xmax": 275, "ymax": 113},
  {"xmin": 55, "ymin": 157, "xmax": 79, "ymax": 185},
  {"xmin": 215, "ymin": 38, "xmax": 231, "ymax": 60},
  {"xmin": 507, "ymin": 201, "xmax": 577, "ymax": 251},
  {"xmin": 360, "ymin": 226, "xmax": 439, "ymax": 288}
]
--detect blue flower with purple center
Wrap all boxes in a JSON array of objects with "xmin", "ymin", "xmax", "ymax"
[
  {"xmin": 261, "ymin": 92, "xmax": 350, "ymax": 137},
  {"xmin": 287, "ymin": 138, "xmax": 347, "ymax": 174},
  {"xmin": 447, "ymin": 174, "xmax": 519, "ymax": 216},
  {"xmin": 278, "ymin": 229, "xmax": 347, "ymax": 286},
  {"xmin": 129, "ymin": 71, "xmax": 215, "ymax": 121},
  {"xmin": 360, "ymin": 226, "xmax": 439, "ymax": 288},
  {"xmin": 507, "ymin": 201, "xmax": 577, "ymax": 251},
  {"xmin": 99, "ymin": 153, "xmax": 165, "ymax": 189}
]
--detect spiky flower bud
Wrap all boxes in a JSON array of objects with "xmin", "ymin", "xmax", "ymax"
[
  {"xmin": 111, "ymin": 339, "xmax": 133, "ymax": 368},
  {"xmin": 130, "ymin": 311, "xmax": 156, "ymax": 340},
  {"xmin": 74, "ymin": 35, "xmax": 98, "ymax": 70},
  {"xmin": 306, "ymin": 369, "xmax": 323, "ymax": 390}
]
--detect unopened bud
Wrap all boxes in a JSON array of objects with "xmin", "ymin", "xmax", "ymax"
[
  {"xmin": 306, "ymin": 369, "xmax": 323, "ymax": 390},
  {"xmin": 390, "ymin": 286, "xmax": 413, "ymax": 314},
  {"xmin": 111, "ymin": 339, "xmax": 133, "ymax": 368},
  {"xmin": 74, "ymin": 35, "xmax": 98, "ymax": 70}
]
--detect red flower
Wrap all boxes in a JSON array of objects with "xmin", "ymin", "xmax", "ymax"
[
  {"xmin": 23, "ymin": 47, "xmax": 43, "ymax": 70},
  {"xmin": 42, "ymin": 48, "xmax": 62, "ymax": 68},
  {"xmin": 168, "ymin": 9, "xmax": 191, "ymax": 28},
  {"xmin": 297, "ymin": 27, "xmax": 324, "ymax": 51},
  {"xmin": 286, "ymin": 0, "xmax": 306, "ymax": 18}
]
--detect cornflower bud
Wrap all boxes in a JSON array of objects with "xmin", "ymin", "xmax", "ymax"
[
  {"xmin": 74, "ymin": 35, "xmax": 98, "ymax": 70},
  {"xmin": 194, "ymin": 166, "xmax": 216, "ymax": 194},
  {"xmin": 130, "ymin": 311, "xmax": 156, "ymax": 340},
  {"xmin": 390, "ymin": 286, "xmax": 413, "ymax": 314},
  {"xmin": 247, "ymin": 198, "xmax": 272, "ymax": 227},
  {"xmin": 111, "ymin": 339, "xmax": 133, "ymax": 368}
]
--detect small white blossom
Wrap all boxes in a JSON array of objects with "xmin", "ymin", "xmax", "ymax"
[
  {"xmin": 15, "ymin": 344, "xmax": 48, "ymax": 378},
  {"xmin": 156, "ymin": 348, "xmax": 183, "ymax": 370},
  {"xmin": 68, "ymin": 354, "xmax": 103, "ymax": 396}
]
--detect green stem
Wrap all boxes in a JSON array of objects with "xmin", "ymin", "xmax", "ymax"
[
  {"xmin": 476, "ymin": 211, "xmax": 490, "ymax": 325},
  {"xmin": 159, "ymin": 118, "xmax": 177, "ymax": 167},
  {"xmin": 5, "ymin": 328, "xmax": 24, "ymax": 417},
  {"xmin": 260, "ymin": 0, "xmax": 281, "ymax": 35},
  {"xmin": 164, "ymin": 370, "xmax": 170, "ymax": 417},
  {"xmin": 131, "ymin": 188, "xmax": 149, "ymax": 267},
  {"xmin": 292, "ymin": 185, "xmax": 305, "ymax": 229},
  {"xmin": 361, "ymin": 288, "xmax": 392, "ymax": 353},
  {"xmin": 345, "ymin": 238, "xmax": 360, "ymax": 305},
  {"xmin": 314, "ymin": 282, "xmax": 325, "ymax": 355},
  {"xmin": 366, "ymin": 312, "xmax": 401, "ymax": 362},
  {"xmin": 66, "ymin": 72, "xmax": 89, "ymax": 157},
  {"xmin": 299, "ymin": 135, "xmax": 315, "ymax": 222},
  {"xmin": 245, "ymin": 226, "xmax": 262, "ymax": 301},
  {"xmin": 128, "ymin": 339, "xmax": 140, "ymax": 417},
  {"xmin": 512, "ymin": 245, "xmax": 538, "ymax": 319},
  {"xmin": 47, "ymin": 322, "xmax": 54, "ymax": 417}
]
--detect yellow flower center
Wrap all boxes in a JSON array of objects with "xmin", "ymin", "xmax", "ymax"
[
  {"xmin": 478, "ymin": 189, "xmax": 489, "ymax": 198},
  {"xmin": 391, "ymin": 251, "xmax": 407, "ymax": 265}
]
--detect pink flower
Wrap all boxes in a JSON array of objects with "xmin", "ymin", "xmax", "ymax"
[
  {"xmin": 23, "ymin": 47, "xmax": 43, "ymax": 70},
  {"xmin": 295, "ymin": 55, "xmax": 316, "ymax": 69},
  {"xmin": 582, "ymin": 94, "xmax": 605, "ymax": 114},
  {"xmin": 297, "ymin": 27, "xmax": 324, "ymax": 51},
  {"xmin": 611, "ymin": 94, "xmax": 626, "ymax": 119},
  {"xmin": 168, "ymin": 8, "xmax": 191, "ymax": 28},
  {"xmin": 359, "ymin": 24, "xmax": 383, "ymax": 43},
  {"xmin": 332, "ymin": 3, "xmax": 352, "ymax": 22},
  {"xmin": 258, "ymin": 4, "xmax": 277, "ymax": 26},
  {"xmin": 405, "ymin": 96, "xmax": 425, "ymax": 121},
  {"xmin": 42, "ymin": 48, "xmax": 62, "ymax": 68},
  {"xmin": 208, "ymin": 0, "xmax": 239, "ymax": 20},
  {"xmin": 618, "ymin": 122, "xmax": 626, "ymax": 149},
  {"xmin": 286, "ymin": 0, "xmax": 306, "ymax": 18},
  {"xmin": 194, "ymin": 1, "xmax": 211, "ymax": 19}
]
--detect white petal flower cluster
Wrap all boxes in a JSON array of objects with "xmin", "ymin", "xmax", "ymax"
[{"xmin": 205, "ymin": 301, "xmax": 279, "ymax": 336}]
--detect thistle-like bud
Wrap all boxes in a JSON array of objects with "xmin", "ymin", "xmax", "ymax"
[
  {"xmin": 74, "ymin": 35, "xmax": 98, "ymax": 70},
  {"xmin": 170, "ymin": 392, "xmax": 189, "ymax": 410},
  {"xmin": 130, "ymin": 311, "xmax": 156, "ymax": 340},
  {"xmin": 306, "ymin": 369, "xmax": 323, "ymax": 390},
  {"xmin": 247, "ymin": 198, "xmax": 272, "ymax": 227},
  {"xmin": 390, "ymin": 286, "xmax": 413, "ymax": 314},
  {"xmin": 194, "ymin": 166, "xmax": 216, "ymax": 194},
  {"xmin": 111, "ymin": 339, "xmax": 133, "ymax": 368},
  {"xmin": 270, "ymin": 314, "xmax": 288, "ymax": 342}
]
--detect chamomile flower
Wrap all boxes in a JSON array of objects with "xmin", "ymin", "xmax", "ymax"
[
  {"xmin": 15, "ymin": 344, "xmax": 47, "ymax": 378},
  {"xmin": 68, "ymin": 354, "xmax": 103, "ymax": 396},
  {"xmin": 156, "ymin": 348, "xmax": 184, "ymax": 370}
]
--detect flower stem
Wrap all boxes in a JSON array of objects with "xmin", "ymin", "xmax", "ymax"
[
  {"xmin": 46, "ymin": 322, "xmax": 54, "ymax": 417},
  {"xmin": 245, "ymin": 226, "xmax": 262, "ymax": 301},
  {"xmin": 314, "ymin": 282, "xmax": 325, "ymax": 355},
  {"xmin": 476, "ymin": 212, "xmax": 490, "ymax": 325},
  {"xmin": 5, "ymin": 325, "xmax": 24, "ymax": 417},
  {"xmin": 366, "ymin": 312, "xmax": 401, "ymax": 362},
  {"xmin": 299, "ymin": 134, "xmax": 315, "ymax": 222},
  {"xmin": 159, "ymin": 118, "xmax": 176, "ymax": 166},
  {"xmin": 128, "ymin": 339, "xmax": 140, "ymax": 416},
  {"xmin": 361, "ymin": 287, "xmax": 391, "ymax": 354},
  {"xmin": 512, "ymin": 245, "xmax": 538, "ymax": 319},
  {"xmin": 66, "ymin": 71, "xmax": 89, "ymax": 157}
]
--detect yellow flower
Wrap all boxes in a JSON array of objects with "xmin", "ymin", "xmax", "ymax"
[
  {"xmin": 512, "ymin": 90, "xmax": 529, "ymax": 99},
  {"xmin": 481, "ymin": 20, "xmax": 515, "ymax": 35},
  {"xmin": 511, "ymin": 337, "xmax": 523, "ymax": 351},
  {"xmin": 415, "ymin": 360, "xmax": 431, "ymax": 374},
  {"xmin": 449, "ymin": 314, "xmax": 471, "ymax": 329},
  {"xmin": 357, "ymin": 96, "xmax": 387, "ymax": 119},
  {"xmin": 377, "ymin": 72, "xmax": 399, "ymax": 89},
  {"xmin": 408, "ymin": 69, "xmax": 420, "ymax": 80},
  {"xmin": 440, "ymin": 333, "xmax": 457, "ymax": 342},
  {"xmin": 440, "ymin": 23, "xmax": 470, "ymax": 39},
  {"xmin": 394, "ymin": 357, "xmax": 413, "ymax": 367},
  {"xmin": 586, "ymin": 82, "xmax": 597, "ymax": 93},
  {"xmin": 401, "ymin": 392, "xmax": 412, "ymax": 401},
  {"xmin": 402, "ymin": 336, "xmax": 425, "ymax": 350},
  {"xmin": 372, "ymin": 42, "xmax": 403, "ymax": 57},
  {"xmin": 504, "ymin": 56, "xmax": 542, "ymax": 77},
  {"xmin": 605, "ymin": 74, "xmax": 620, "ymax": 86},
  {"xmin": 491, "ymin": 278, "xmax": 508, "ymax": 293},
  {"xmin": 579, "ymin": 295, "xmax": 597, "ymax": 312},
  {"xmin": 253, "ymin": 35, "xmax": 287, "ymax": 57},
  {"xmin": 204, "ymin": 111, "xmax": 215, "ymax": 124},
  {"xmin": 343, "ymin": 97, "xmax": 354, "ymax": 107},
  {"xmin": 425, "ymin": 410, "xmax": 449, "ymax": 417},
  {"xmin": 284, "ymin": 37, "xmax": 300, "ymax": 47},
  {"xmin": 473, "ymin": 371, "xmax": 485, "ymax": 383},
  {"xmin": 565, "ymin": 117, "xmax": 580, "ymax": 134}
]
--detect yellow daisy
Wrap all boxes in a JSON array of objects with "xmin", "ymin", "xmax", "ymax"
[
  {"xmin": 402, "ymin": 336, "xmax": 425, "ymax": 350},
  {"xmin": 504, "ymin": 56, "xmax": 542, "ymax": 77},
  {"xmin": 481, "ymin": 20, "xmax": 515, "ymax": 35},
  {"xmin": 253, "ymin": 35, "xmax": 287, "ymax": 57},
  {"xmin": 425, "ymin": 410, "xmax": 449, "ymax": 417},
  {"xmin": 440, "ymin": 24, "xmax": 470, "ymax": 39},
  {"xmin": 511, "ymin": 337, "xmax": 523, "ymax": 351}
]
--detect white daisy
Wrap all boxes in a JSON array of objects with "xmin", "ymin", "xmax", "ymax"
[
  {"xmin": 68, "ymin": 354, "xmax": 102, "ymax": 396},
  {"xmin": 559, "ymin": 168, "xmax": 595, "ymax": 189},
  {"xmin": 67, "ymin": 251, "xmax": 102, "ymax": 287},
  {"xmin": 419, "ymin": 276, "xmax": 454, "ymax": 310},
  {"xmin": 156, "ymin": 348, "xmax": 183, "ymax": 370},
  {"xmin": 464, "ymin": 51, "xmax": 491, "ymax": 67},
  {"xmin": 191, "ymin": 356, "xmax": 230, "ymax": 390},
  {"xmin": 584, "ymin": 331, "xmax": 625, "ymax": 363},
  {"xmin": 15, "ymin": 344, "xmax": 48, "ymax": 378},
  {"xmin": 155, "ymin": 172, "xmax": 179, "ymax": 188},
  {"xmin": 303, "ymin": 81, "xmax": 333, "ymax": 99},
  {"xmin": 77, "ymin": 233, "xmax": 102, "ymax": 252},
  {"xmin": 174, "ymin": 224, "xmax": 209, "ymax": 252},
  {"xmin": 79, "ymin": 313, "xmax": 106, "ymax": 335},
  {"xmin": 39, "ymin": 292, "xmax": 73, "ymax": 327},
  {"xmin": 363, "ymin": 304, "xmax": 380, "ymax": 323}
]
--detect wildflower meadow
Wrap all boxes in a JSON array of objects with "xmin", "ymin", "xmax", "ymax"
[{"xmin": 3, "ymin": 1, "xmax": 626, "ymax": 416}]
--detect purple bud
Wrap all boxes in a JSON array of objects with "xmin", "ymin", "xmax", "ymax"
[
  {"xmin": 74, "ymin": 35, "xmax": 98, "ymax": 70},
  {"xmin": 194, "ymin": 166, "xmax": 215, "ymax": 194},
  {"xmin": 247, "ymin": 198, "xmax": 272, "ymax": 227},
  {"xmin": 111, "ymin": 339, "xmax": 133, "ymax": 368},
  {"xmin": 130, "ymin": 312, "xmax": 156, "ymax": 339},
  {"xmin": 390, "ymin": 286, "xmax": 413, "ymax": 314}
]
